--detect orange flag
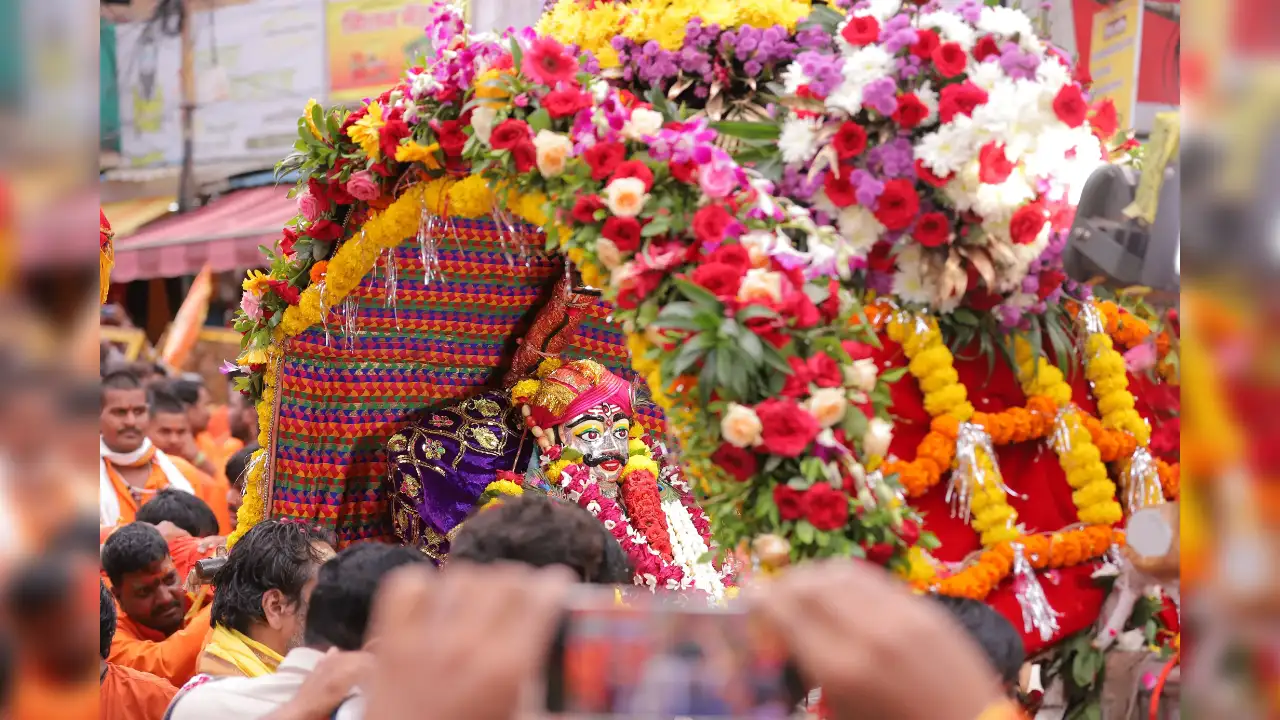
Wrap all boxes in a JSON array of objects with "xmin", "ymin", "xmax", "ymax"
[{"xmin": 161, "ymin": 265, "xmax": 213, "ymax": 369}]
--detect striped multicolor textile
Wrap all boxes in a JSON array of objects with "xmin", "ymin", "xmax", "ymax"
[{"xmin": 270, "ymin": 217, "xmax": 664, "ymax": 546}]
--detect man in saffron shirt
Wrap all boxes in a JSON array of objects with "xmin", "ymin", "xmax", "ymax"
[
  {"xmin": 99, "ymin": 371, "xmax": 219, "ymax": 536},
  {"xmin": 149, "ymin": 387, "xmax": 234, "ymax": 534},
  {"xmin": 102, "ymin": 522, "xmax": 212, "ymax": 686},
  {"xmin": 100, "ymin": 581, "xmax": 177, "ymax": 720}
]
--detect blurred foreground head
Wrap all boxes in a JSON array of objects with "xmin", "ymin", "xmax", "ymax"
[
  {"xmin": 5, "ymin": 555, "xmax": 97, "ymax": 680},
  {"xmin": 304, "ymin": 543, "xmax": 427, "ymax": 651},
  {"xmin": 101, "ymin": 522, "xmax": 185, "ymax": 636},
  {"xmin": 449, "ymin": 494, "xmax": 633, "ymax": 584},
  {"xmin": 932, "ymin": 595, "xmax": 1025, "ymax": 691},
  {"xmin": 211, "ymin": 519, "xmax": 335, "ymax": 656}
]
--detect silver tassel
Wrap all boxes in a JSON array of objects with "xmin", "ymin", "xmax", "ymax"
[
  {"xmin": 1079, "ymin": 301, "xmax": 1106, "ymax": 336},
  {"xmin": 948, "ymin": 422, "xmax": 1016, "ymax": 524},
  {"xmin": 1122, "ymin": 446, "xmax": 1163, "ymax": 513},
  {"xmin": 318, "ymin": 281, "xmax": 330, "ymax": 347},
  {"xmin": 341, "ymin": 295, "xmax": 360, "ymax": 349},
  {"xmin": 418, "ymin": 208, "xmax": 440, "ymax": 285},
  {"xmin": 1011, "ymin": 543, "xmax": 1060, "ymax": 643},
  {"xmin": 383, "ymin": 248, "xmax": 400, "ymax": 331}
]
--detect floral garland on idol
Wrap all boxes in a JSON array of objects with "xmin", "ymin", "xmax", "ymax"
[{"xmin": 226, "ymin": 2, "xmax": 927, "ymax": 573}]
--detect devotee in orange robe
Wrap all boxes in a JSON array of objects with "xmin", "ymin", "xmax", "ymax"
[
  {"xmin": 101, "ymin": 522, "xmax": 212, "ymax": 686},
  {"xmin": 147, "ymin": 387, "xmax": 233, "ymax": 535},
  {"xmin": 99, "ymin": 370, "xmax": 220, "ymax": 537},
  {"xmin": 99, "ymin": 581, "xmax": 178, "ymax": 720}
]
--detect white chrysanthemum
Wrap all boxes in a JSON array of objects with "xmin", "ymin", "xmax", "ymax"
[
  {"xmin": 978, "ymin": 6, "xmax": 1036, "ymax": 39},
  {"xmin": 971, "ymin": 170, "xmax": 1036, "ymax": 222},
  {"xmin": 779, "ymin": 116, "xmax": 822, "ymax": 164},
  {"xmin": 1035, "ymin": 59, "xmax": 1071, "ymax": 92},
  {"xmin": 968, "ymin": 62, "xmax": 1006, "ymax": 92},
  {"xmin": 943, "ymin": 161, "xmax": 983, "ymax": 214},
  {"xmin": 837, "ymin": 204, "xmax": 886, "ymax": 256},
  {"xmin": 916, "ymin": 82, "xmax": 940, "ymax": 125},
  {"xmin": 844, "ymin": 45, "xmax": 894, "ymax": 85},
  {"xmin": 826, "ymin": 82, "xmax": 865, "ymax": 115},
  {"xmin": 891, "ymin": 246, "xmax": 936, "ymax": 306},
  {"xmin": 919, "ymin": 11, "xmax": 977, "ymax": 49},
  {"xmin": 914, "ymin": 117, "xmax": 977, "ymax": 175},
  {"xmin": 781, "ymin": 63, "xmax": 811, "ymax": 95},
  {"xmin": 865, "ymin": 0, "xmax": 903, "ymax": 22}
]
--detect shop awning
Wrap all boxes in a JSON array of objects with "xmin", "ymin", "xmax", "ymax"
[
  {"xmin": 112, "ymin": 185, "xmax": 295, "ymax": 282},
  {"xmin": 102, "ymin": 196, "xmax": 176, "ymax": 237}
]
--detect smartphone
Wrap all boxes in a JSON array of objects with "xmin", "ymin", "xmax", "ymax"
[{"xmin": 541, "ymin": 588, "xmax": 806, "ymax": 718}]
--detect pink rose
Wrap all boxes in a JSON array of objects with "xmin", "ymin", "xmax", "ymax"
[
  {"xmin": 240, "ymin": 290, "xmax": 264, "ymax": 321},
  {"xmin": 698, "ymin": 160, "xmax": 738, "ymax": 199},
  {"xmin": 297, "ymin": 190, "xmax": 323, "ymax": 222},
  {"xmin": 1124, "ymin": 342, "xmax": 1157, "ymax": 373},
  {"xmin": 345, "ymin": 170, "xmax": 380, "ymax": 202}
]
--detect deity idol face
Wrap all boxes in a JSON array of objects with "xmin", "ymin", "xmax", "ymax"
[{"xmin": 559, "ymin": 402, "xmax": 630, "ymax": 489}]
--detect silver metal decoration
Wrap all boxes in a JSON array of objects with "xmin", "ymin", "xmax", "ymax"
[
  {"xmin": 417, "ymin": 207, "xmax": 441, "ymax": 285},
  {"xmin": 383, "ymin": 247, "xmax": 400, "ymax": 331},
  {"xmin": 1011, "ymin": 543, "xmax": 1061, "ymax": 643},
  {"xmin": 1123, "ymin": 446, "xmax": 1163, "ymax": 513},
  {"xmin": 948, "ymin": 422, "xmax": 1016, "ymax": 524},
  {"xmin": 318, "ymin": 281, "xmax": 330, "ymax": 347},
  {"xmin": 340, "ymin": 295, "xmax": 360, "ymax": 349}
]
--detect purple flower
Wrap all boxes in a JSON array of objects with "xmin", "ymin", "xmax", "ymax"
[
  {"xmin": 1020, "ymin": 275, "xmax": 1040, "ymax": 295},
  {"xmin": 867, "ymin": 138, "xmax": 915, "ymax": 178},
  {"xmin": 796, "ymin": 27, "xmax": 831, "ymax": 48},
  {"xmin": 849, "ymin": 169, "xmax": 885, "ymax": 207},
  {"xmin": 955, "ymin": 0, "xmax": 984, "ymax": 24},
  {"xmin": 862, "ymin": 77, "xmax": 899, "ymax": 116},
  {"xmin": 999, "ymin": 43, "xmax": 1040, "ymax": 81},
  {"xmin": 744, "ymin": 60, "xmax": 763, "ymax": 76},
  {"xmin": 797, "ymin": 50, "xmax": 844, "ymax": 97}
]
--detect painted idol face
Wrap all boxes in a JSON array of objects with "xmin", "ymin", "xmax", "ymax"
[{"xmin": 559, "ymin": 402, "xmax": 630, "ymax": 491}]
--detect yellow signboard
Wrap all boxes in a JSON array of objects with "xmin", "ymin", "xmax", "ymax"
[
  {"xmin": 326, "ymin": 1, "xmax": 469, "ymax": 105},
  {"xmin": 1089, "ymin": 0, "xmax": 1144, "ymax": 130}
]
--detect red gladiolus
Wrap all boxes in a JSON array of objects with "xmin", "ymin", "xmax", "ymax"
[
  {"xmin": 542, "ymin": 86, "xmax": 591, "ymax": 118},
  {"xmin": 669, "ymin": 160, "xmax": 698, "ymax": 184},
  {"xmin": 1090, "ymin": 98, "xmax": 1119, "ymax": 139},
  {"xmin": 490, "ymin": 119, "xmax": 533, "ymax": 150},
  {"xmin": 939, "ymin": 82, "xmax": 989, "ymax": 123},
  {"xmin": 279, "ymin": 227, "xmax": 298, "ymax": 256},
  {"xmin": 913, "ymin": 211, "xmax": 952, "ymax": 248},
  {"xmin": 977, "ymin": 142, "xmax": 1015, "ymax": 184},
  {"xmin": 691, "ymin": 262, "xmax": 743, "ymax": 300},
  {"xmin": 1052, "ymin": 84, "xmax": 1088, "ymax": 128},
  {"xmin": 840, "ymin": 15, "xmax": 881, "ymax": 46},
  {"xmin": 832, "ymin": 121, "xmax": 869, "ymax": 159},
  {"xmin": 914, "ymin": 159, "xmax": 952, "ymax": 188},
  {"xmin": 807, "ymin": 352, "xmax": 843, "ymax": 389},
  {"xmin": 1037, "ymin": 269, "xmax": 1066, "ymax": 300},
  {"xmin": 692, "ymin": 204, "xmax": 736, "ymax": 246},
  {"xmin": 710, "ymin": 243, "xmax": 751, "ymax": 273},
  {"xmin": 571, "ymin": 195, "xmax": 604, "ymax": 224},
  {"xmin": 266, "ymin": 279, "xmax": 300, "ymax": 306},
  {"xmin": 432, "ymin": 118, "xmax": 467, "ymax": 157},
  {"xmin": 780, "ymin": 357, "xmax": 812, "ymax": 398},
  {"xmin": 823, "ymin": 169, "xmax": 857, "ymax": 208},
  {"xmin": 511, "ymin": 140, "xmax": 537, "ymax": 172},
  {"xmin": 973, "ymin": 35, "xmax": 1001, "ymax": 62},
  {"xmin": 910, "ymin": 29, "xmax": 941, "ymax": 60},
  {"xmin": 755, "ymin": 398, "xmax": 821, "ymax": 458},
  {"xmin": 897, "ymin": 518, "xmax": 921, "ymax": 546},
  {"xmin": 865, "ymin": 542, "xmax": 895, "ymax": 565}
]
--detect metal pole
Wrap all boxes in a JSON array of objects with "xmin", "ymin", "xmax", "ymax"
[{"xmin": 177, "ymin": 0, "xmax": 196, "ymax": 212}]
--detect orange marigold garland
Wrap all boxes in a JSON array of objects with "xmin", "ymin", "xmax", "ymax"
[{"xmin": 926, "ymin": 526, "xmax": 1122, "ymax": 600}]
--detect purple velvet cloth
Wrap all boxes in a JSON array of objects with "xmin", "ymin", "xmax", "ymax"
[{"xmin": 385, "ymin": 390, "xmax": 536, "ymax": 558}]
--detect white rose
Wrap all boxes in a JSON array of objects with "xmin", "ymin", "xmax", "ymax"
[
  {"xmin": 844, "ymin": 358, "xmax": 879, "ymax": 392},
  {"xmin": 863, "ymin": 418, "xmax": 894, "ymax": 458},
  {"xmin": 739, "ymin": 231, "xmax": 777, "ymax": 268},
  {"xmin": 737, "ymin": 268, "xmax": 784, "ymax": 305},
  {"xmin": 806, "ymin": 388, "xmax": 849, "ymax": 428},
  {"xmin": 603, "ymin": 177, "xmax": 649, "ymax": 218},
  {"xmin": 1116, "ymin": 629, "xmax": 1146, "ymax": 652},
  {"xmin": 596, "ymin": 237, "xmax": 623, "ymax": 270},
  {"xmin": 720, "ymin": 403, "xmax": 763, "ymax": 448},
  {"xmin": 623, "ymin": 107, "xmax": 664, "ymax": 141},
  {"xmin": 472, "ymin": 106, "xmax": 497, "ymax": 145},
  {"xmin": 533, "ymin": 130, "xmax": 573, "ymax": 178}
]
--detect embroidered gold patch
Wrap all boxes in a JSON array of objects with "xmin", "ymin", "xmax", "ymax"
[
  {"xmin": 534, "ymin": 381, "xmax": 576, "ymax": 419},
  {"xmin": 387, "ymin": 434, "xmax": 409, "ymax": 453},
  {"xmin": 470, "ymin": 397, "xmax": 502, "ymax": 418},
  {"xmin": 575, "ymin": 360, "xmax": 605, "ymax": 384},
  {"xmin": 421, "ymin": 437, "xmax": 446, "ymax": 460},
  {"xmin": 428, "ymin": 414, "xmax": 454, "ymax": 428},
  {"xmin": 469, "ymin": 426, "xmax": 500, "ymax": 450}
]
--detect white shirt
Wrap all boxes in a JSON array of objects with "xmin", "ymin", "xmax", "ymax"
[{"xmin": 164, "ymin": 647, "xmax": 362, "ymax": 720}]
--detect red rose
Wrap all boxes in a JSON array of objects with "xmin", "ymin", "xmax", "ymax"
[
  {"xmin": 710, "ymin": 243, "xmax": 751, "ymax": 273},
  {"xmin": 832, "ymin": 122, "xmax": 868, "ymax": 159},
  {"xmin": 978, "ymin": 142, "xmax": 1015, "ymax": 184},
  {"xmin": 866, "ymin": 242, "xmax": 895, "ymax": 273},
  {"xmin": 973, "ymin": 35, "xmax": 1001, "ymax": 62},
  {"xmin": 914, "ymin": 159, "xmax": 952, "ymax": 188},
  {"xmin": 690, "ymin": 263, "xmax": 743, "ymax": 300},
  {"xmin": 431, "ymin": 119, "xmax": 467, "ymax": 157},
  {"xmin": 785, "ymin": 289, "xmax": 821, "ymax": 330},
  {"xmin": 584, "ymin": 141, "xmax": 626, "ymax": 181},
  {"xmin": 910, "ymin": 28, "xmax": 941, "ymax": 60},
  {"xmin": 615, "ymin": 270, "xmax": 662, "ymax": 310},
  {"xmin": 755, "ymin": 398, "xmax": 821, "ymax": 457},
  {"xmin": 823, "ymin": 169, "xmax": 857, "ymax": 208},
  {"xmin": 865, "ymin": 542, "xmax": 895, "ymax": 566},
  {"xmin": 744, "ymin": 311, "xmax": 789, "ymax": 349},
  {"xmin": 308, "ymin": 219, "xmax": 343, "ymax": 242},
  {"xmin": 1052, "ymin": 84, "xmax": 1088, "ymax": 128},
  {"xmin": 511, "ymin": 140, "xmax": 537, "ymax": 172},
  {"xmin": 820, "ymin": 277, "xmax": 841, "ymax": 321},
  {"xmin": 571, "ymin": 195, "xmax": 604, "ymax": 224},
  {"xmin": 612, "ymin": 160, "xmax": 655, "ymax": 192},
  {"xmin": 490, "ymin": 119, "xmax": 532, "ymax": 150},
  {"xmin": 280, "ymin": 227, "xmax": 298, "ymax": 256},
  {"xmin": 692, "ymin": 204, "xmax": 736, "ymax": 245},
  {"xmin": 932, "ymin": 42, "xmax": 968, "ymax": 78},
  {"xmin": 938, "ymin": 82, "xmax": 989, "ymax": 123},
  {"xmin": 780, "ymin": 356, "xmax": 812, "ymax": 399},
  {"xmin": 840, "ymin": 15, "xmax": 880, "ymax": 46},
  {"xmin": 913, "ymin": 211, "xmax": 952, "ymax": 248},
  {"xmin": 873, "ymin": 179, "xmax": 921, "ymax": 231},
  {"xmin": 803, "ymin": 482, "xmax": 850, "ymax": 531},
  {"xmin": 602, "ymin": 216, "xmax": 643, "ymax": 252},
  {"xmin": 1090, "ymin": 98, "xmax": 1119, "ymax": 139},
  {"xmin": 842, "ymin": 340, "xmax": 875, "ymax": 362},
  {"xmin": 807, "ymin": 352, "xmax": 843, "ymax": 389},
  {"xmin": 542, "ymin": 86, "xmax": 590, "ymax": 118},
  {"xmin": 712, "ymin": 444, "xmax": 758, "ymax": 482},
  {"xmin": 773, "ymin": 484, "xmax": 806, "ymax": 521},
  {"xmin": 669, "ymin": 160, "xmax": 698, "ymax": 184},
  {"xmin": 266, "ymin": 279, "xmax": 300, "ymax": 306},
  {"xmin": 1037, "ymin": 269, "xmax": 1066, "ymax": 301},
  {"xmin": 897, "ymin": 518, "xmax": 921, "ymax": 546},
  {"xmin": 892, "ymin": 93, "xmax": 929, "ymax": 129},
  {"xmin": 1009, "ymin": 202, "xmax": 1047, "ymax": 245},
  {"xmin": 379, "ymin": 108, "xmax": 410, "ymax": 160}
]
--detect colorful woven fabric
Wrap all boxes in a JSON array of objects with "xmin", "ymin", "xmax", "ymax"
[{"xmin": 270, "ymin": 217, "xmax": 663, "ymax": 545}]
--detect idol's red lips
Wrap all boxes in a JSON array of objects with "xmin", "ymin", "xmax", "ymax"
[{"xmin": 598, "ymin": 459, "xmax": 622, "ymax": 472}]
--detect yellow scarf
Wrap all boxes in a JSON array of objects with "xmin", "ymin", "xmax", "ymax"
[{"xmin": 202, "ymin": 626, "xmax": 284, "ymax": 678}]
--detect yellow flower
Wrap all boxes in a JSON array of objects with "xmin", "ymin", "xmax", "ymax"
[
  {"xmin": 511, "ymin": 379, "xmax": 542, "ymax": 404},
  {"xmin": 395, "ymin": 142, "xmax": 442, "ymax": 169},
  {"xmin": 447, "ymin": 174, "xmax": 494, "ymax": 218},
  {"xmin": 238, "ymin": 346, "xmax": 269, "ymax": 365},
  {"xmin": 303, "ymin": 99, "xmax": 324, "ymax": 141},
  {"xmin": 347, "ymin": 101, "xmax": 385, "ymax": 160},
  {"xmin": 473, "ymin": 69, "xmax": 512, "ymax": 108},
  {"xmin": 535, "ymin": 358, "xmax": 563, "ymax": 378},
  {"xmin": 621, "ymin": 453, "xmax": 660, "ymax": 479},
  {"xmin": 484, "ymin": 479, "xmax": 525, "ymax": 497},
  {"xmin": 242, "ymin": 269, "xmax": 272, "ymax": 295}
]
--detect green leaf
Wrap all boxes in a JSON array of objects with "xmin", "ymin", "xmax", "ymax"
[
  {"xmin": 509, "ymin": 37, "xmax": 524, "ymax": 73},
  {"xmin": 795, "ymin": 520, "xmax": 816, "ymax": 545},
  {"xmin": 669, "ymin": 333, "xmax": 713, "ymax": 378},
  {"xmin": 759, "ymin": 343, "xmax": 794, "ymax": 376},
  {"xmin": 672, "ymin": 276, "xmax": 724, "ymax": 312},
  {"xmin": 1071, "ymin": 647, "xmax": 1104, "ymax": 688},
  {"xmin": 642, "ymin": 215, "xmax": 670, "ymax": 237},
  {"xmin": 878, "ymin": 366, "xmax": 908, "ymax": 385},
  {"xmin": 310, "ymin": 103, "xmax": 326, "ymax": 140},
  {"xmin": 737, "ymin": 303, "xmax": 778, "ymax": 322},
  {"xmin": 799, "ymin": 3, "xmax": 845, "ymax": 33},
  {"xmin": 740, "ymin": 330, "xmax": 764, "ymax": 364},
  {"xmin": 526, "ymin": 107, "xmax": 552, "ymax": 134},
  {"xmin": 710, "ymin": 121, "xmax": 781, "ymax": 141}
]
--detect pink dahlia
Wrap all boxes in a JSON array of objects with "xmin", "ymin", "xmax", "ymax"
[{"xmin": 521, "ymin": 36, "xmax": 579, "ymax": 87}]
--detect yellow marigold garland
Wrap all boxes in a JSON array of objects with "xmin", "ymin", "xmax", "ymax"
[{"xmin": 1083, "ymin": 329, "xmax": 1151, "ymax": 445}]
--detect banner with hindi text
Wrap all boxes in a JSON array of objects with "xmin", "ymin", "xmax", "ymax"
[{"xmin": 326, "ymin": 0, "xmax": 461, "ymax": 105}]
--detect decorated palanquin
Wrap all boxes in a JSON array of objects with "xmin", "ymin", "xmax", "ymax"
[{"xmin": 226, "ymin": 0, "xmax": 1180, "ymax": 666}]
